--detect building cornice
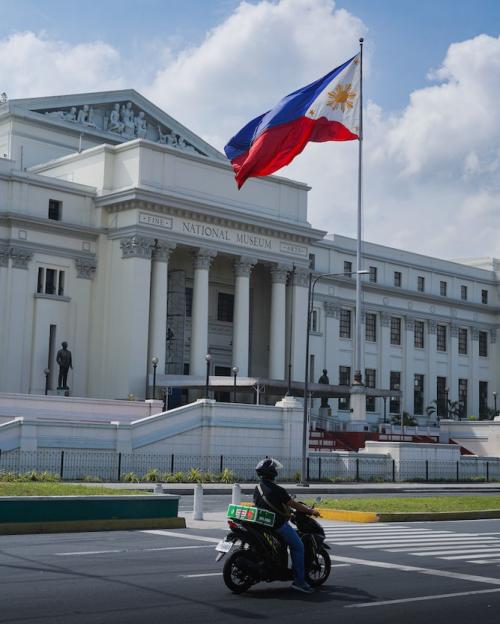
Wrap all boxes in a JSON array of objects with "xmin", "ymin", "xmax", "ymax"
[
  {"xmin": 0, "ymin": 213, "xmax": 101, "ymax": 240},
  {"xmin": 0, "ymin": 168, "xmax": 96, "ymax": 197},
  {"xmin": 0, "ymin": 238, "xmax": 97, "ymax": 264}
]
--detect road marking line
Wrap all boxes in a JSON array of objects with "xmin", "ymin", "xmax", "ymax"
[
  {"xmin": 442, "ymin": 551, "xmax": 500, "ymax": 560},
  {"xmin": 181, "ymin": 572, "xmax": 222, "ymax": 578},
  {"xmin": 141, "ymin": 530, "xmax": 221, "ymax": 543},
  {"xmin": 338, "ymin": 537, "xmax": 500, "ymax": 545},
  {"xmin": 56, "ymin": 545, "xmax": 214, "ymax": 556},
  {"xmin": 333, "ymin": 555, "xmax": 500, "ymax": 585},
  {"xmin": 471, "ymin": 559, "xmax": 500, "ymax": 564},
  {"xmin": 345, "ymin": 587, "xmax": 500, "ymax": 608},
  {"xmin": 387, "ymin": 543, "xmax": 500, "ymax": 552},
  {"xmin": 411, "ymin": 548, "xmax": 500, "ymax": 556}
]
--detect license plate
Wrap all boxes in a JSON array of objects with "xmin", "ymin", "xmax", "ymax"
[{"xmin": 215, "ymin": 540, "xmax": 233, "ymax": 553}]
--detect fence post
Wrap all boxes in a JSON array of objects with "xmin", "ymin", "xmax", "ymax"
[
  {"xmin": 392, "ymin": 459, "xmax": 396, "ymax": 482},
  {"xmin": 232, "ymin": 483, "xmax": 241, "ymax": 505},
  {"xmin": 486, "ymin": 461, "xmax": 490, "ymax": 483},
  {"xmin": 193, "ymin": 483, "xmax": 204, "ymax": 520},
  {"xmin": 306, "ymin": 457, "xmax": 310, "ymax": 482},
  {"xmin": 220, "ymin": 455, "xmax": 224, "ymax": 473},
  {"xmin": 456, "ymin": 461, "xmax": 459, "ymax": 482},
  {"xmin": 356, "ymin": 457, "xmax": 360, "ymax": 482},
  {"xmin": 171, "ymin": 453, "xmax": 174, "ymax": 474},
  {"xmin": 117, "ymin": 452, "xmax": 122, "ymax": 482},
  {"xmin": 318, "ymin": 457, "xmax": 322, "ymax": 481},
  {"xmin": 425, "ymin": 460, "xmax": 429, "ymax": 483},
  {"xmin": 60, "ymin": 450, "xmax": 65, "ymax": 480}
]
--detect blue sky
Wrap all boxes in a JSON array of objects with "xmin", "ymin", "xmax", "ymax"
[
  {"xmin": 1, "ymin": 0, "xmax": 500, "ymax": 258},
  {"xmin": 2, "ymin": 0, "xmax": 500, "ymax": 111}
]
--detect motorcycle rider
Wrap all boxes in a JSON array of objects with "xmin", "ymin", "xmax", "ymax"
[{"xmin": 254, "ymin": 458, "xmax": 320, "ymax": 594}]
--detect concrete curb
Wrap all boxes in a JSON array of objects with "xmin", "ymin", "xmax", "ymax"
[
  {"xmin": 0, "ymin": 516, "xmax": 186, "ymax": 535},
  {"xmin": 317, "ymin": 508, "xmax": 500, "ymax": 523}
]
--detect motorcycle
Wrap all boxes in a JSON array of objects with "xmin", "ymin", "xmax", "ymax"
[{"xmin": 215, "ymin": 504, "xmax": 331, "ymax": 593}]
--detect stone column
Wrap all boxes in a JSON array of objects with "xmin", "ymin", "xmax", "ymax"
[
  {"xmin": 403, "ymin": 316, "xmax": 415, "ymax": 415},
  {"xmin": 427, "ymin": 320, "xmax": 437, "ymax": 407},
  {"xmin": 449, "ymin": 324, "xmax": 459, "ymax": 403},
  {"xmin": 148, "ymin": 242, "xmax": 176, "ymax": 375},
  {"xmin": 232, "ymin": 257, "xmax": 255, "ymax": 376},
  {"xmin": 190, "ymin": 249, "xmax": 216, "ymax": 377},
  {"xmin": 290, "ymin": 268, "xmax": 309, "ymax": 382},
  {"xmin": 380, "ymin": 313, "xmax": 391, "ymax": 414},
  {"xmin": 0, "ymin": 248, "xmax": 9, "ymax": 392},
  {"xmin": 471, "ymin": 327, "xmax": 479, "ymax": 415},
  {"xmin": 269, "ymin": 265, "xmax": 289, "ymax": 380}
]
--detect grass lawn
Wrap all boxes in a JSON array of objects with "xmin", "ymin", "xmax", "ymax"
[
  {"xmin": 0, "ymin": 483, "xmax": 148, "ymax": 497},
  {"xmin": 310, "ymin": 496, "xmax": 500, "ymax": 513}
]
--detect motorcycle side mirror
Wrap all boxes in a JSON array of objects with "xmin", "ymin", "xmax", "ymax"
[{"xmin": 315, "ymin": 496, "xmax": 322, "ymax": 504}]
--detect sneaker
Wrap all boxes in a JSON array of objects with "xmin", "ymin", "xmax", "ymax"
[{"xmin": 291, "ymin": 581, "xmax": 314, "ymax": 594}]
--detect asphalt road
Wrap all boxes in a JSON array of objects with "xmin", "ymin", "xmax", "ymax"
[{"xmin": 2, "ymin": 517, "xmax": 500, "ymax": 623}]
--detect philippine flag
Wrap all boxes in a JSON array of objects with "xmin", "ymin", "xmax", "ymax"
[{"xmin": 224, "ymin": 54, "xmax": 360, "ymax": 189}]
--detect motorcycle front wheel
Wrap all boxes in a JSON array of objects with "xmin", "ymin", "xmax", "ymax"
[
  {"xmin": 222, "ymin": 550, "xmax": 257, "ymax": 593},
  {"xmin": 305, "ymin": 547, "xmax": 331, "ymax": 587}
]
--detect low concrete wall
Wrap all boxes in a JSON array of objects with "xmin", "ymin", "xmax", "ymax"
[
  {"xmin": 440, "ymin": 418, "xmax": 500, "ymax": 457},
  {"xmin": 0, "ymin": 495, "xmax": 183, "ymax": 534}
]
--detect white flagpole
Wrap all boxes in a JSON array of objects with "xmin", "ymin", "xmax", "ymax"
[{"xmin": 353, "ymin": 37, "xmax": 364, "ymax": 385}]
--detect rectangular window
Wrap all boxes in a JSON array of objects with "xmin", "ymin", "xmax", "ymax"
[
  {"xmin": 417, "ymin": 276, "xmax": 425, "ymax": 292},
  {"xmin": 479, "ymin": 331, "xmax": 488, "ymax": 357},
  {"xmin": 185, "ymin": 287, "xmax": 193, "ymax": 318},
  {"xmin": 365, "ymin": 368, "xmax": 376, "ymax": 412},
  {"xmin": 479, "ymin": 381, "xmax": 488, "ymax": 418},
  {"xmin": 414, "ymin": 320, "xmax": 425, "ymax": 349},
  {"xmin": 437, "ymin": 324, "xmax": 447, "ymax": 351},
  {"xmin": 390, "ymin": 317, "xmax": 401, "ymax": 346},
  {"xmin": 440, "ymin": 280, "xmax": 447, "ymax": 297},
  {"xmin": 482, "ymin": 289, "xmax": 488, "ymax": 304},
  {"xmin": 343, "ymin": 260, "xmax": 352, "ymax": 276},
  {"xmin": 390, "ymin": 371, "xmax": 401, "ymax": 414},
  {"xmin": 394, "ymin": 271, "xmax": 402, "ymax": 287},
  {"xmin": 308, "ymin": 253, "xmax": 315, "ymax": 270},
  {"xmin": 461, "ymin": 285, "xmax": 468, "ymax": 301},
  {"xmin": 311, "ymin": 309, "xmax": 319, "ymax": 332},
  {"xmin": 217, "ymin": 292, "xmax": 234, "ymax": 322},
  {"xmin": 48, "ymin": 199, "xmax": 62, "ymax": 221},
  {"xmin": 414, "ymin": 374, "xmax": 424, "ymax": 415},
  {"xmin": 339, "ymin": 309, "xmax": 352, "ymax": 339},
  {"xmin": 365, "ymin": 312, "xmax": 377, "ymax": 342},
  {"xmin": 36, "ymin": 267, "xmax": 65, "ymax": 297},
  {"xmin": 338, "ymin": 365, "xmax": 351, "ymax": 410},
  {"xmin": 458, "ymin": 379, "xmax": 467, "ymax": 419},
  {"xmin": 37, "ymin": 267, "xmax": 44, "ymax": 293},
  {"xmin": 57, "ymin": 271, "xmax": 65, "ymax": 297},
  {"xmin": 369, "ymin": 266, "xmax": 377, "ymax": 283},
  {"xmin": 437, "ymin": 376, "xmax": 447, "ymax": 418},
  {"xmin": 458, "ymin": 328, "xmax": 468, "ymax": 355},
  {"xmin": 45, "ymin": 268, "xmax": 56, "ymax": 295}
]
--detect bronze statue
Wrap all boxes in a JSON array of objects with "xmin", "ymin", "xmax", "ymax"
[
  {"xmin": 56, "ymin": 341, "xmax": 73, "ymax": 389},
  {"xmin": 318, "ymin": 369, "xmax": 330, "ymax": 408}
]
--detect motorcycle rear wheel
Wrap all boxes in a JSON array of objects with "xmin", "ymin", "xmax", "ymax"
[
  {"xmin": 305, "ymin": 547, "xmax": 331, "ymax": 587},
  {"xmin": 222, "ymin": 550, "xmax": 257, "ymax": 593}
]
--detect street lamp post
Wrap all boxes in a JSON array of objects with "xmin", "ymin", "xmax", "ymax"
[
  {"xmin": 494, "ymin": 391, "xmax": 497, "ymax": 417},
  {"xmin": 205, "ymin": 354, "xmax": 212, "ymax": 399},
  {"xmin": 232, "ymin": 366, "xmax": 239, "ymax": 403},
  {"xmin": 301, "ymin": 269, "xmax": 369, "ymax": 485},
  {"xmin": 44, "ymin": 368, "xmax": 50, "ymax": 396},
  {"xmin": 151, "ymin": 357, "xmax": 159, "ymax": 399}
]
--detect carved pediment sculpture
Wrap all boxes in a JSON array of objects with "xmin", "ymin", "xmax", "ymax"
[{"xmin": 39, "ymin": 100, "xmax": 206, "ymax": 156}]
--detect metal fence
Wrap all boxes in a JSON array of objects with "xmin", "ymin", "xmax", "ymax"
[{"xmin": 1, "ymin": 448, "xmax": 500, "ymax": 482}]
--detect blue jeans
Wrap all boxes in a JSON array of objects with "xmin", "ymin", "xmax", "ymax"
[{"xmin": 276, "ymin": 521, "xmax": 305, "ymax": 584}]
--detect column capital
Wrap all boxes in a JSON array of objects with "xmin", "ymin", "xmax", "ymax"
[
  {"xmin": 0, "ymin": 247, "xmax": 9, "ymax": 267},
  {"xmin": 120, "ymin": 236, "xmax": 155, "ymax": 259},
  {"xmin": 491, "ymin": 328, "xmax": 497, "ymax": 344},
  {"xmin": 324, "ymin": 302, "xmax": 340, "ymax": 319},
  {"xmin": 270, "ymin": 264, "xmax": 291, "ymax": 284},
  {"xmin": 75, "ymin": 256, "xmax": 97, "ymax": 280},
  {"xmin": 234, "ymin": 256, "xmax": 256, "ymax": 278},
  {"xmin": 193, "ymin": 248, "xmax": 217, "ymax": 270},
  {"xmin": 380, "ymin": 312, "xmax": 390, "ymax": 327},
  {"xmin": 292, "ymin": 267, "xmax": 310, "ymax": 288},
  {"xmin": 428, "ymin": 320, "xmax": 437, "ymax": 334},
  {"xmin": 405, "ymin": 316, "xmax": 416, "ymax": 331},
  {"xmin": 471, "ymin": 327, "xmax": 479, "ymax": 341},
  {"xmin": 153, "ymin": 241, "xmax": 176, "ymax": 262},
  {"xmin": 9, "ymin": 246, "xmax": 33, "ymax": 269},
  {"xmin": 450, "ymin": 324, "xmax": 460, "ymax": 338}
]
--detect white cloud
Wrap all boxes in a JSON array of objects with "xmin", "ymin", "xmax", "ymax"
[
  {"xmin": 0, "ymin": 31, "xmax": 124, "ymax": 97},
  {"xmin": 1, "ymin": 2, "xmax": 500, "ymax": 261}
]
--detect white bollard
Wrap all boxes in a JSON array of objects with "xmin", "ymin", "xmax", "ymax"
[
  {"xmin": 232, "ymin": 483, "xmax": 241, "ymax": 505},
  {"xmin": 193, "ymin": 483, "xmax": 204, "ymax": 520},
  {"xmin": 154, "ymin": 483, "xmax": 164, "ymax": 495}
]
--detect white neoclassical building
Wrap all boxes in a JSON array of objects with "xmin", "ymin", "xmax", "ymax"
[{"xmin": 0, "ymin": 89, "xmax": 498, "ymax": 428}]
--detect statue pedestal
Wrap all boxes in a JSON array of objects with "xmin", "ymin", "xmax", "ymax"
[{"xmin": 56, "ymin": 388, "xmax": 70, "ymax": 397}]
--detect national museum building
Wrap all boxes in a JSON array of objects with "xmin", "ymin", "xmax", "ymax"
[{"xmin": 0, "ymin": 90, "xmax": 498, "ymax": 426}]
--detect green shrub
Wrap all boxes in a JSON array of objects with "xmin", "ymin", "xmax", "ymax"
[
  {"xmin": 173, "ymin": 471, "xmax": 186, "ymax": 482},
  {"xmin": 143, "ymin": 468, "xmax": 161, "ymax": 482},
  {"xmin": 219, "ymin": 468, "xmax": 236, "ymax": 484},
  {"xmin": 202, "ymin": 471, "xmax": 217, "ymax": 483},
  {"xmin": 186, "ymin": 467, "xmax": 203, "ymax": 483},
  {"xmin": 81, "ymin": 475, "xmax": 102, "ymax": 482},
  {"xmin": 121, "ymin": 472, "xmax": 140, "ymax": 482},
  {"xmin": 293, "ymin": 471, "xmax": 301, "ymax": 483}
]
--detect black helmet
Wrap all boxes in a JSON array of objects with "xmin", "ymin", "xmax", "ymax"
[{"xmin": 255, "ymin": 457, "xmax": 283, "ymax": 480}]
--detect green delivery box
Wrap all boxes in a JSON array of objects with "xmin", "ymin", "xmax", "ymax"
[{"xmin": 227, "ymin": 504, "xmax": 275, "ymax": 527}]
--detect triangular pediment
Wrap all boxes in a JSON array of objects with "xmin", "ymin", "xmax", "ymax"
[{"xmin": 8, "ymin": 89, "xmax": 224, "ymax": 160}]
